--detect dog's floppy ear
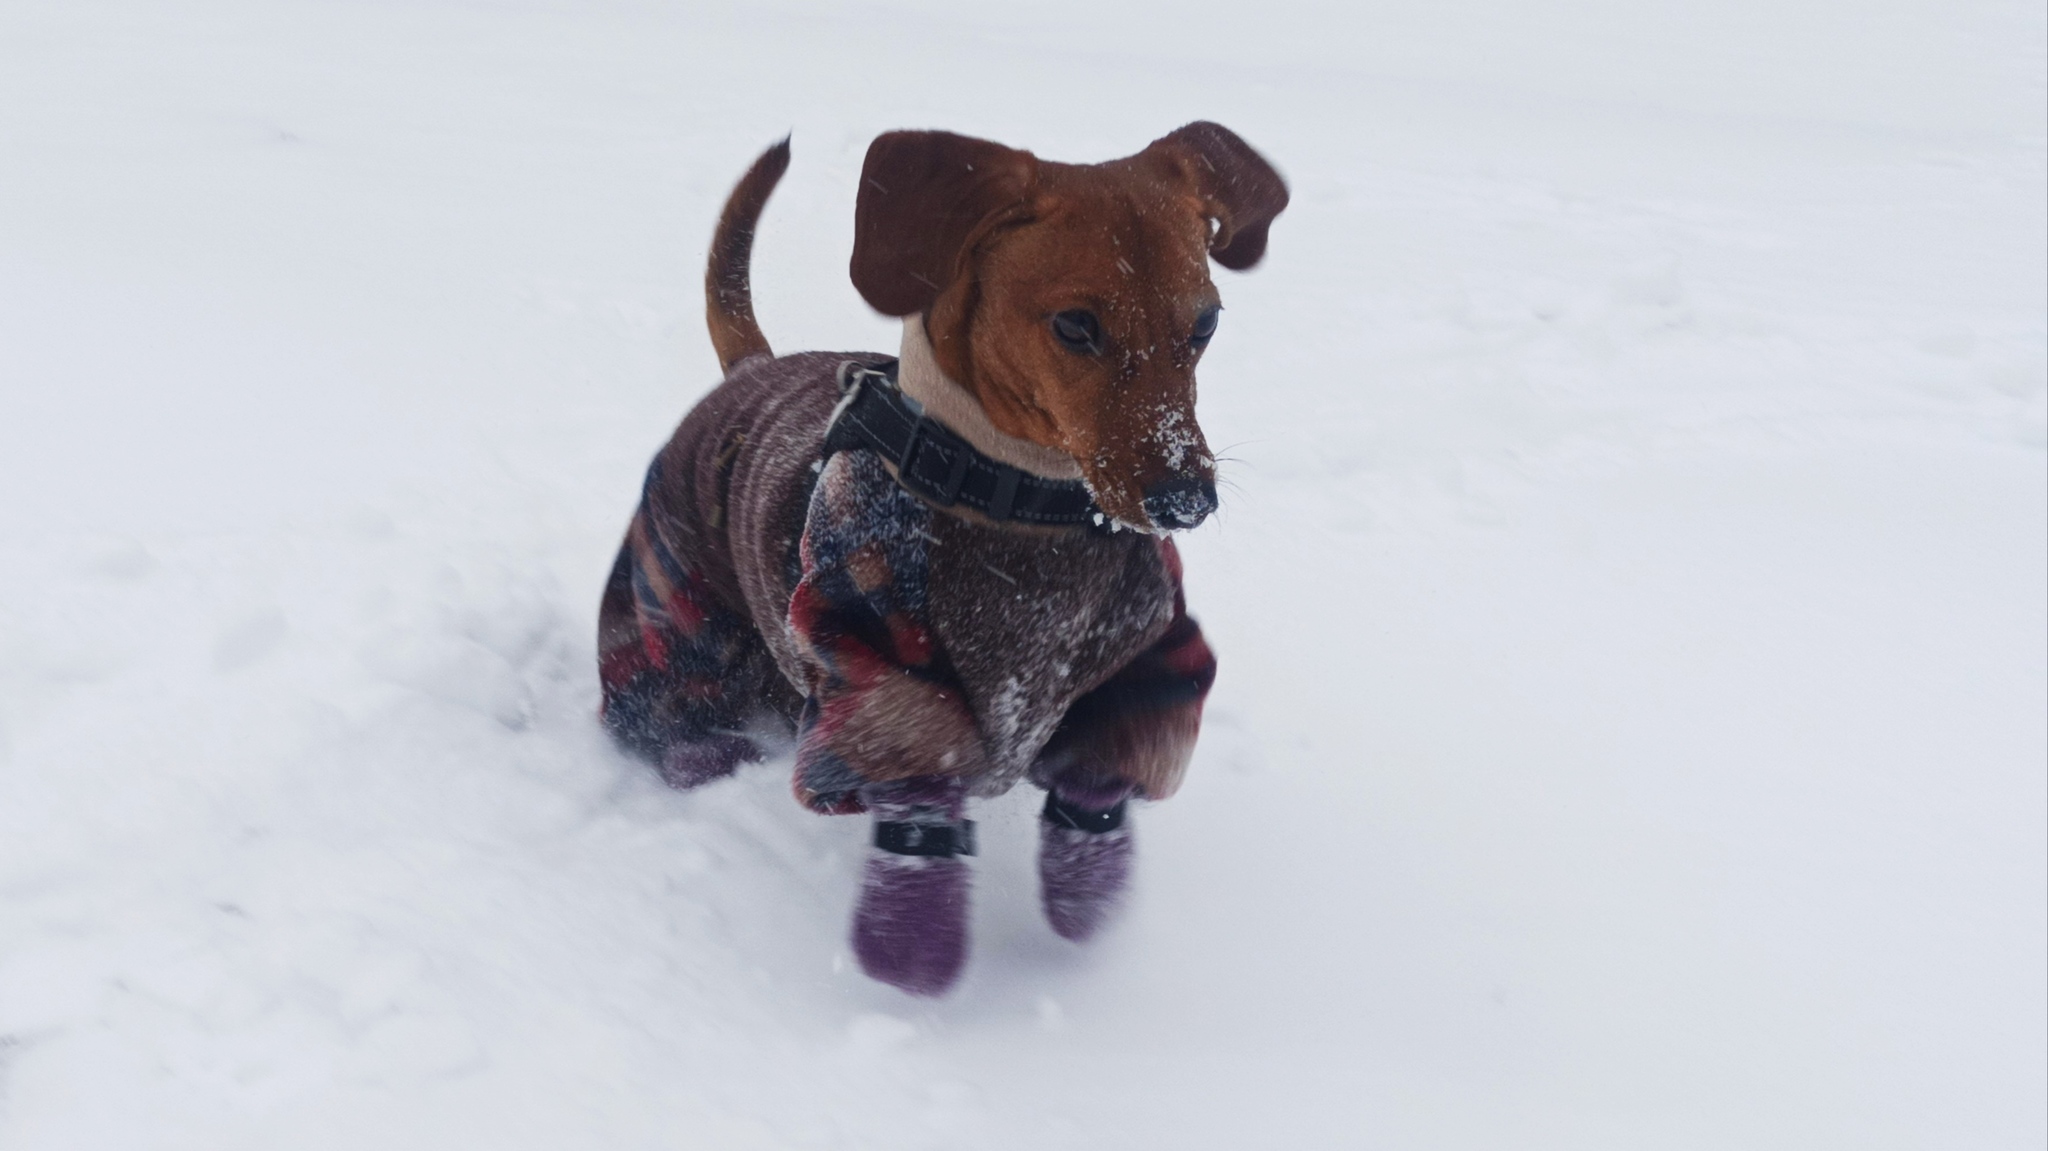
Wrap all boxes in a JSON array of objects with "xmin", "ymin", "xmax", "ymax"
[
  {"xmin": 851, "ymin": 130, "xmax": 1039, "ymax": 317},
  {"xmin": 1145, "ymin": 121, "xmax": 1289, "ymax": 270}
]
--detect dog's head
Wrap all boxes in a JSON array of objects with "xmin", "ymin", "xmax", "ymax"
[{"xmin": 851, "ymin": 122, "xmax": 1288, "ymax": 532}]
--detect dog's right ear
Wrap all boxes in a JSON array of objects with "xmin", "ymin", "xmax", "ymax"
[{"xmin": 852, "ymin": 131, "xmax": 1038, "ymax": 317}]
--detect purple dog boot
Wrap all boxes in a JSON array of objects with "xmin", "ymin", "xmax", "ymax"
[
  {"xmin": 851, "ymin": 779, "xmax": 974, "ymax": 996},
  {"xmin": 1039, "ymin": 784, "xmax": 1134, "ymax": 942},
  {"xmin": 655, "ymin": 732, "xmax": 758, "ymax": 790}
]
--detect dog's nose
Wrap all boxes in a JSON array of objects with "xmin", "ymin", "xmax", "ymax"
[{"xmin": 1141, "ymin": 476, "xmax": 1219, "ymax": 531}]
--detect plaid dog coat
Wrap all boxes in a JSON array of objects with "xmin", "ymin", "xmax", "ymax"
[{"xmin": 597, "ymin": 351, "xmax": 1215, "ymax": 814}]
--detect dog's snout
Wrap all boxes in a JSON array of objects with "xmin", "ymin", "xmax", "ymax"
[{"xmin": 1141, "ymin": 476, "xmax": 1219, "ymax": 531}]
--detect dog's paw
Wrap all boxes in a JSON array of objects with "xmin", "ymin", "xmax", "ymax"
[
  {"xmin": 654, "ymin": 733, "xmax": 758, "ymax": 790},
  {"xmin": 851, "ymin": 853, "xmax": 970, "ymax": 996},
  {"xmin": 1039, "ymin": 790, "xmax": 1134, "ymax": 942}
]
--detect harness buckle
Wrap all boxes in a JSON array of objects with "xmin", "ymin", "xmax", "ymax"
[{"xmin": 835, "ymin": 358, "xmax": 881, "ymax": 397}]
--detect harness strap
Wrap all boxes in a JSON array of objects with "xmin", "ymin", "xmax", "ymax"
[
  {"xmin": 825, "ymin": 359, "xmax": 1104, "ymax": 531},
  {"xmin": 874, "ymin": 819, "xmax": 978, "ymax": 857}
]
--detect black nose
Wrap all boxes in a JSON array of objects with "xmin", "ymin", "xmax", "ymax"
[{"xmin": 1142, "ymin": 476, "xmax": 1219, "ymax": 531}]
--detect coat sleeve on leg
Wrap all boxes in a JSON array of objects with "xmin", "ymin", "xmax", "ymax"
[
  {"xmin": 1033, "ymin": 537, "xmax": 1217, "ymax": 801},
  {"xmin": 787, "ymin": 451, "xmax": 988, "ymax": 813},
  {"xmin": 598, "ymin": 458, "xmax": 767, "ymax": 762}
]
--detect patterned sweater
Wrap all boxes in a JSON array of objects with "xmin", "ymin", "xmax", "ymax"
[{"xmin": 597, "ymin": 351, "xmax": 1215, "ymax": 814}]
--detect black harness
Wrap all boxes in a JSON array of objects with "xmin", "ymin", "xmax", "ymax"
[{"xmin": 823, "ymin": 359, "xmax": 1104, "ymax": 531}]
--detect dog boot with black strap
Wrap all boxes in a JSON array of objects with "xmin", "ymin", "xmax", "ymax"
[
  {"xmin": 1038, "ymin": 781, "xmax": 1135, "ymax": 942},
  {"xmin": 851, "ymin": 777, "xmax": 975, "ymax": 995}
]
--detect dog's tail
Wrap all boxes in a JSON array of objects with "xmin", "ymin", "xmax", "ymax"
[{"xmin": 704, "ymin": 136, "xmax": 791, "ymax": 373}]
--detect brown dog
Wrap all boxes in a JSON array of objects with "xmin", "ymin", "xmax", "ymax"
[{"xmin": 601, "ymin": 124, "xmax": 1287, "ymax": 993}]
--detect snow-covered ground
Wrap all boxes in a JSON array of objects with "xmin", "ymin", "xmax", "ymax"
[{"xmin": 2, "ymin": 1, "xmax": 2042, "ymax": 1146}]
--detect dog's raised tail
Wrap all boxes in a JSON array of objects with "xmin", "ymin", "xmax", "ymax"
[{"xmin": 705, "ymin": 136, "xmax": 791, "ymax": 373}]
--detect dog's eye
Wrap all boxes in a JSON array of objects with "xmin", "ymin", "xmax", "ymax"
[
  {"xmin": 1050, "ymin": 310, "xmax": 1103, "ymax": 355},
  {"xmin": 1190, "ymin": 306, "xmax": 1221, "ymax": 350}
]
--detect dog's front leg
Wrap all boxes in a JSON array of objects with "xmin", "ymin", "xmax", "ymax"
[
  {"xmin": 790, "ymin": 602, "xmax": 985, "ymax": 994},
  {"xmin": 789, "ymin": 652, "xmax": 985, "ymax": 994},
  {"xmin": 1032, "ymin": 540, "xmax": 1217, "ymax": 941},
  {"xmin": 786, "ymin": 452, "xmax": 988, "ymax": 993}
]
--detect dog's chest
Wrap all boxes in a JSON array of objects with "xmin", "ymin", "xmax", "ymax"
[{"xmin": 924, "ymin": 513, "xmax": 1175, "ymax": 791}]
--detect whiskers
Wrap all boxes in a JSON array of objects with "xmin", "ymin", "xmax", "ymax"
[
  {"xmin": 1192, "ymin": 441, "xmax": 1261, "ymax": 530},
  {"xmin": 1209, "ymin": 441, "xmax": 1257, "ymax": 500}
]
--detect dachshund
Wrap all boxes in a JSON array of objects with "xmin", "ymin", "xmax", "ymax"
[{"xmin": 598, "ymin": 124, "xmax": 1287, "ymax": 994}]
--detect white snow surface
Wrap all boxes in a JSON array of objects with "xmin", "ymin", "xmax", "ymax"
[{"xmin": 2, "ymin": 1, "xmax": 2043, "ymax": 1147}]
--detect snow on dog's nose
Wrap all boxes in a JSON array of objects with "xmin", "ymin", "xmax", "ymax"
[{"xmin": 1142, "ymin": 475, "xmax": 1219, "ymax": 531}]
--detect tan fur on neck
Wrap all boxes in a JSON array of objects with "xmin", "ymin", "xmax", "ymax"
[{"xmin": 898, "ymin": 315, "xmax": 1083, "ymax": 481}]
